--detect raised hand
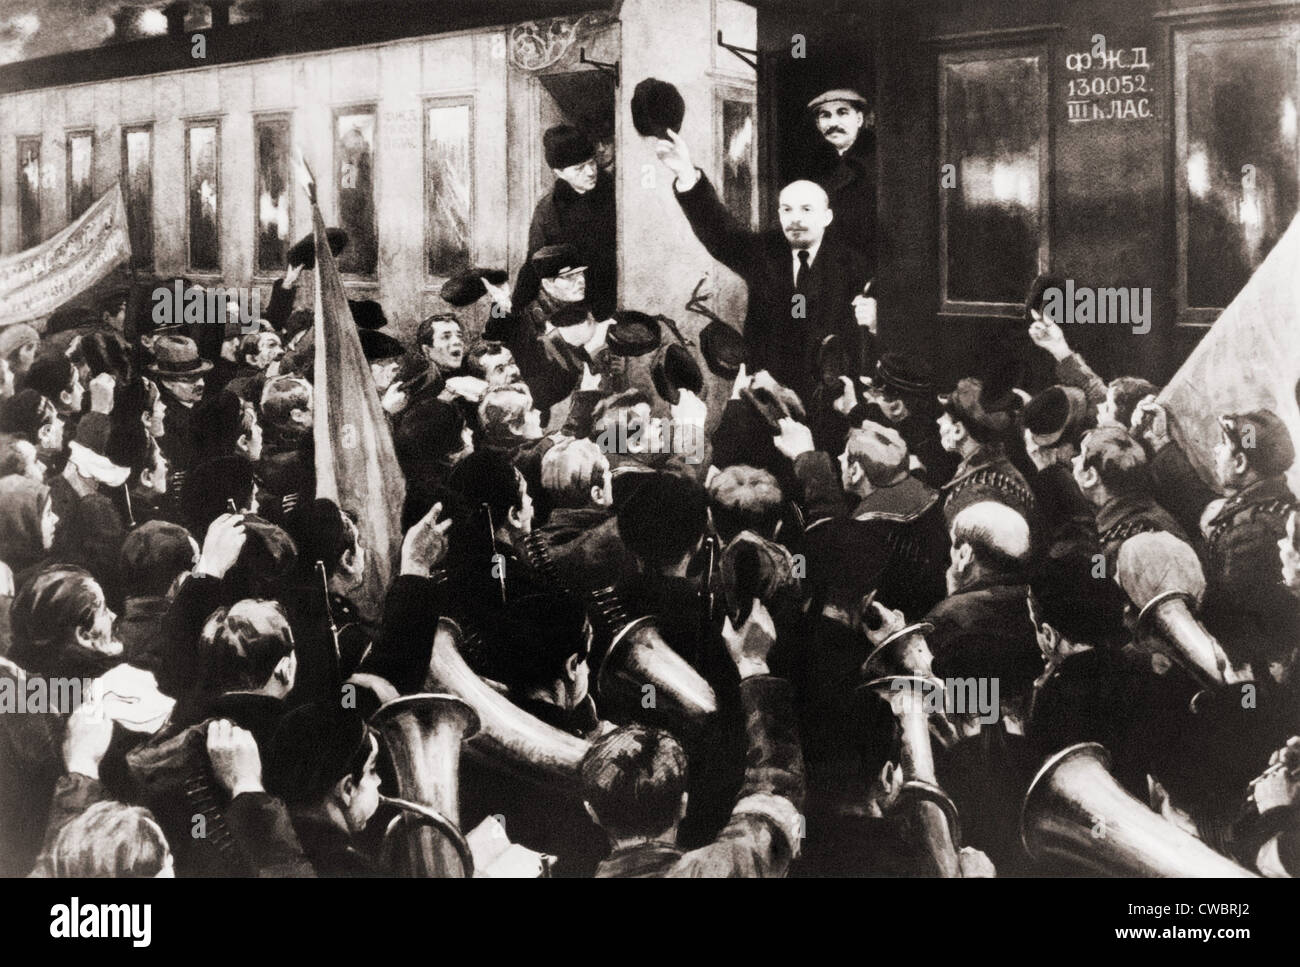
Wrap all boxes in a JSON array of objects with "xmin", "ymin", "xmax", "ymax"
[
  {"xmin": 1028, "ymin": 316, "xmax": 1071, "ymax": 361},
  {"xmin": 206, "ymin": 720, "xmax": 264, "ymax": 798},
  {"xmin": 195, "ymin": 512, "xmax": 248, "ymax": 580},
  {"xmin": 654, "ymin": 128, "xmax": 698, "ymax": 189},
  {"xmin": 89, "ymin": 373, "xmax": 116, "ymax": 415},
  {"xmin": 772, "ymin": 417, "xmax": 815, "ymax": 461},
  {"xmin": 481, "ymin": 276, "xmax": 511, "ymax": 313},
  {"xmin": 721, "ymin": 598, "xmax": 777, "ymax": 677},
  {"xmin": 401, "ymin": 501, "xmax": 453, "ymax": 577},
  {"xmin": 62, "ymin": 701, "xmax": 114, "ymax": 779}
]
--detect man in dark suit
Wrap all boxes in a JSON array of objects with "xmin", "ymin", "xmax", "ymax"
[{"xmin": 655, "ymin": 130, "xmax": 873, "ymax": 407}]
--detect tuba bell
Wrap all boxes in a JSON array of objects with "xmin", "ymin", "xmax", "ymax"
[
  {"xmin": 1136, "ymin": 590, "xmax": 1247, "ymax": 691},
  {"xmin": 371, "ymin": 693, "xmax": 479, "ymax": 878},
  {"xmin": 425, "ymin": 617, "xmax": 592, "ymax": 791},
  {"xmin": 1019, "ymin": 742, "xmax": 1258, "ymax": 877},
  {"xmin": 862, "ymin": 675, "xmax": 962, "ymax": 877},
  {"xmin": 597, "ymin": 615, "xmax": 720, "ymax": 739}
]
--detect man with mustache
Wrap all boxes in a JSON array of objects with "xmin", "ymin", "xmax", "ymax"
[
  {"xmin": 657, "ymin": 130, "xmax": 871, "ymax": 406},
  {"xmin": 806, "ymin": 88, "xmax": 876, "ymax": 263}
]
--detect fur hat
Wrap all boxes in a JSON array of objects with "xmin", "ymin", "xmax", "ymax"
[
  {"xmin": 542, "ymin": 124, "xmax": 595, "ymax": 170},
  {"xmin": 631, "ymin": 78, "xmax": 686, "ymax": 139}
]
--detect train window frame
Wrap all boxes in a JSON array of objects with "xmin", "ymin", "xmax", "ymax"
[
  {"xmin": 121, "ymin": 123, "xmax": 154, "ymax": 272},
  {"xmin": 332, "ymin": 103, "xmax": 380, "ymax": 280},
  {"xmin": 17, "ymin": 135, "xmax": 42, "ymax": 250},
  {"xmin": 65, "ymin": 128, "xmax": 95, "ymax": 223},
  {"xmin": 253, "ymin": 113, "xmax": 294, "ymax": 280},
  {"xmin": 422, "ymin": 95, "xmax": 476, "ymax": 282},
  {"xmin": 1173, "ymin": 19, "xmax": 1300, "ymax": 328},
  {"xmin": 937, "ymin": 41, "xmax": 1052, "ymax": 319},
  {"xmin": 714, "ymin": 84, "xmax": 759, "ymax": 231},
  {"xmin": 184, "ymin": 117, "xmax": 223, "ymax": 276}
]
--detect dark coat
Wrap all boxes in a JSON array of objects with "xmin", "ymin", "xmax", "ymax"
[
  {"xmin": 809, "ymin": 133, "xmax": 876, "ymax": 266},
  {"xmin": 538, "ymin": 508, "xmax": 641, "ymax": 595},
  {"xmin": 457, "ymin": 695, "xmax": 608, "ymax": 878},
  {"xmin": 1200, "ymin": 474, "xmax": 1300, "ymax": 666},
  {"xmin": 257, "ymin": 428, "xmax": 314, "ymax": 522},
  {"xmin": 125, "ymin": 691, "xmax": 290, "ymax": 877},
  {"xmin": 925, "ymin": 574, "xmax": 1043, "ymax": 705},
  {"xmin": 1094, "ymin": 491, "xmax": 1189, "ymax": 572},
  {"xmin": 615, "ymin": 570, "xmax": 747, "ymax": 848},
  {"xmin": 117, "ymin": 595, "xmax": 171, "ymax": 678},
  {"xmin": 1030, "ymin": 462, "xmax": 1099, "ymax": 560},
  {"xmin": 594, "ymin": 675, "xmax": 805, "ymax": 878},
  {"xmin": 513, "ymin": 170, "xmax": 618, "ymax": 320},
  {"xmin": 675, "ymin": 172, "xmax": 871, "ymax": 406},
  {"xmin": 0, "ymin": 660, "xmax": 63, "ymax": 877},
  {"xmin": 156, "ymin": 386, "xmax": 199, "ymax": 473},
  {"xmin": 940, "ymin": 443, "xmax": 1037, "ymax": 533},
  {"xmin": 289, "ymin": 812, "xmax": 381, "ymax": 877},
  {"xmin": 796, "ymin": 451, "xmax": 948, "ymax": 618}
]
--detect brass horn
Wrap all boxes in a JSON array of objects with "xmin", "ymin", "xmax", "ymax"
[
  {"xmin": 525, "ymin": 533, "xmax": 719, "ymax": 739},
  {"xmin": 425, "ymin": 617, "xmax": 592, "ymax": 791},
  {"xmin": 860, "ymin": 621, "xmax": 937, "ymax": 681},
  {"xmin": 1020, "ymin": 742, "xmax": 1258, "ymax": 877},
  {"xmin": 1136, "ymin": 590, "xmax": 1247, "ymax": 692},
  {"xmin": 597, "ymin": 615, "xmax": 719, "ymax": 738},
  {"xmin": 862, "ymin": 675, "xmax": 962, "ymax": 877},
  {"xmin": 371, "ymin": 693, "xmax": 479, "ymax": 878}
]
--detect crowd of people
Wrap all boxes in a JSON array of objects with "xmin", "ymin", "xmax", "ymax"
[{"xmin": 1, "ymin": 91, "xmax": 1299, "ymax": 879}]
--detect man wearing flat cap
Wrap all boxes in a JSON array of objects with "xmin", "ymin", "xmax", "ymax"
[
  {"xmin": 806, "ymin": 88, "xmax": 876, "ymax": 260},
  {"xmin": 484, "ymin": 245, "xmax": 612, "ymax": 421},
  {"xmin": 512, "ymin": 123, "xmax": 617, "ymax": 321},
  {"xmin": 1205, "ymin": 411, "xmax": 1297, "ymax": 668},
  {"xmin": 1133, "ymin": 401, "xmax": 1300, "ymax": 668}
]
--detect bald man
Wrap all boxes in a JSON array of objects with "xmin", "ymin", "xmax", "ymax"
[{"xmin": 657, "ymin": 130, "xmax": 872, "ymax": 406}]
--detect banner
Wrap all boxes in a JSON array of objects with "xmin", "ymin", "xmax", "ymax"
[
  {"xmin": 0, "ymin": 184, "xmax": 132, "ymax": 327},
  {"xmin": 1160, "ymin": 212, "xmax": 1300, "ymax": 495},
  {"xmin": 310, "ymin": 197, "xmax": 405, "ymax": 620}
]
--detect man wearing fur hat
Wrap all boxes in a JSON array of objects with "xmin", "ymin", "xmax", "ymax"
[{"xmin": 512, "ymin": 123, "xmax": 617, "ymax": 320}]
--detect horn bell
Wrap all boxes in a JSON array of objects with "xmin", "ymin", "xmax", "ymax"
[
  {"xmin": 425, "ymin": 617, "xmax": 592, "ymax": 790},
  {"xmin": 371, "ymin": 693, "xmax": 479, "ymax": 877},
  {"xmin": 596, "ymin": 616, "xmax": 718, "ymax": 738},
  {"xmin": 1020, "ymin": 742, "xmax": 1258, "ymax": 877}
]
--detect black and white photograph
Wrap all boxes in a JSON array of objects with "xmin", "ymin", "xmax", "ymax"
[{"xmin": 0, "ymin": 0, "xmax": 1295, "ymax": 940}]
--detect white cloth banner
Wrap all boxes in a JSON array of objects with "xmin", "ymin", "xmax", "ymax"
[{"xmin": 0, "ymin": 184, "xmax": 131, "ymax": 327}]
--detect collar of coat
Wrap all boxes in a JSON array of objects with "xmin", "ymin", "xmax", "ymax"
[
  {"xmin": 552, "ymin": 169, "xmax": 613, "ymax": 208},
  {"xmin": 1210, "ymin": 474, "xmax": 1295, "ymax": 527},
  {"xmin": 1095, "ymin": 492, "xmax": 1171, "ymax": 537},
  {"xmin": 942, "ymin": 443, "xmax": 1009, "ymax": 492},
  {"xmin": 852, "ymin": 473, "xmax": 938, "ymax": 523},
  {"xmin": 596, "ymin": 840, "xmax": 685, "ymax": 878}
]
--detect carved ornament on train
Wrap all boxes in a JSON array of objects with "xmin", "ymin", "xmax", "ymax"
[{"xmin": 508, "ymin": 13, "xmax": 617, "ymax": 72}]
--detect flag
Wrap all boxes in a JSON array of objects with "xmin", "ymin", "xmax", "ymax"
[
  {"xmin": 1160, "ymin": 212, "xmax": 1300, "ymax": 495},
  {"xmin": 310, "ymin": 200, "xmax": 405, "ymax": 619}
]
